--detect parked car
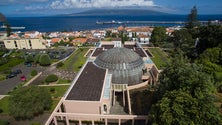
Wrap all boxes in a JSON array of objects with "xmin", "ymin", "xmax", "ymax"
[
  {"xmin": 24, "ymin": 62, "xmax": 32, "ymax": 67},
  {"xmin": 6, "ymin": 73, "xmax": 17, "ymax": 79},
  {"xmin": 13, "ymin": 69, "xmax": 22, "ymax": 74},
  {"xmin": 20, "ymin": 75, "xmax": 26, "ymax": 81}
]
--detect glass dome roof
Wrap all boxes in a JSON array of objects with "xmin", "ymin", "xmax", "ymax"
[{"xmin": 94, "ymin": 47, "xmax": 145, "ymax": 85}]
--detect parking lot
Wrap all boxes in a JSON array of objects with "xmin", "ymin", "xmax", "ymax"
[
  {"xmin": 0, "ymin": 64, "xmax": 44, "ymax": 95},
  {"xmin": 0, "ymin": 48, "xmax": 75, "ymax": 95}
]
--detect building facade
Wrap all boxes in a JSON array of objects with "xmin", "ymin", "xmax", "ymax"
[
  {"xmin": 45, "ymin": 41, "xmax": 159, "ymax": 125},
  {"xmin": 3, "ymin": 38, "xmax": 47, "ymax": 49}
]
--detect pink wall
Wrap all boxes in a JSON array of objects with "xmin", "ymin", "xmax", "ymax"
[{"xmin": 64, "ymin": 100, "xmax": 102, "ymax": 114}]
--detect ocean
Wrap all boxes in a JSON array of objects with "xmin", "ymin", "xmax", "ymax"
[{"xmin": 1, "ymin": 15, "xmax": 222, "ymax": 32}]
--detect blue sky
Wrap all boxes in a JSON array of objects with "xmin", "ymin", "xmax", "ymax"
[{"xmin": 0, "ymin": 0, "xmax": 222, "ymax": 17}]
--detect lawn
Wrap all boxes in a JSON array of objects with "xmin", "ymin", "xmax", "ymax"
[
  {"xmin": 0, "ymin": 97, "xmax": 9, "ymax": 114},
  {"xmin": 0, "ymin": 58, "xmax": 24, "ymax": 72},
  {"xmin": 61, "ymin": 48, "xmax": 89, "ymax": 72},
  {"xmin": 41, "ymin": 85, "xmax": 70, "ymax": 99},
  {"xmin": 50, "ymin": 100, "xmax": 60, "ymax": 112},
  {"xmin": 57, "ymin": 78, "xmax": 71, "ymax": 84},
  {"xmin": 0, "ymin": 75, "xmax": 5, "ymax": 81},
  {"xmin": 41, "ymin": 85, "xmax": 70, "ymax": 112},
  {"xmin": 148, "ymin": 48, "xmax": 170, "ymax": 69},
  {"xmin": 0, "ymin": 85, "xmax": 69, "ymax": 117}
]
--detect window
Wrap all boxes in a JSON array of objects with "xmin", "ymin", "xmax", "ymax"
[
  {"xmin": 29, "ymin": 40, "xmax": 32, "ymax": 47},
  {"xmin": 14, "ymin": 41, "xmax": 18, "ymax": 47},
  {"xmin": 103, "ymin": 104, "xmax": 107, "ymax": 113}
]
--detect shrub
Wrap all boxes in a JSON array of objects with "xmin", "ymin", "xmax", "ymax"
[
  {"xmin": 0, "ymin": 120, "xmax": 9, "ymax": 125},
  {"xmin": 50, "ymin": 88, "xmax": 55, "ymax": 93},
  {"xmin": 31, "ymin": 70, "xmax": 38, "ymax": 76},
  {"xmin": 25, "ymin": 54, "xmax": 34, "ymax": 63},
  {"xmin": 39, "ymin": 54, "xmax": 51, "ymax": 66},
  {"xmin": 56, "ymin": 62, "xmax": 64, "ymax": 68},
  {"xmin": 34, "ymin": 54, "xmax": 41, "ymax": 63},
  {"xmin": 217, "ymin": 85, "xmax": 222, "ymax": 93},
  {"xmin": 45, "ymin": 74, "xmax": 58, "ymax": 83},
  {"xmin": 8, "ymin": 86, "xmax": 52, "ymax": 120}
]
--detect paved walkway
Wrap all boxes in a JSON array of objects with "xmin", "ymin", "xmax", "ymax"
[
  {"xmin": 110, "ymin": 94, "xmax": 128, "ymax": 115},
  {"xmin": 0, "ymin": 95, "xmax": 9, "ymax": 100},
  {"xmin": 38, "ymin": 84, "xmax": 70, "ymax": 87},
  {"xmin": 31, "ymin": 65, "xmax": 76, "ymax": 85}
]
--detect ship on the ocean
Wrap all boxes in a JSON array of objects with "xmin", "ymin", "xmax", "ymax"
[{"xmin": 1, "ymin": 24, "xmax": 25, "ymax": 30}]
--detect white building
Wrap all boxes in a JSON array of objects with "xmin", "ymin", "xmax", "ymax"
[{"xmin": 3, "ymin": 38, "xmax": 47, "ymax": 49}]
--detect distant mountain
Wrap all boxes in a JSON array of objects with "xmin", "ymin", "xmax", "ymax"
[{"xmin": 67, "ymin": 9, "xmax": 170, "ymax": 16}]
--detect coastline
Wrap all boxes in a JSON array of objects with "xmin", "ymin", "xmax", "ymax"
[{"xmin": 1, "ymin": 15, "xmax": 221, "ymax": 32}]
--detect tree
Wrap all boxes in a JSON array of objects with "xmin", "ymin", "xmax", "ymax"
[
  {"xmin": 186, "ymin": 6, "xmax": 200, "ymax": 28},
  {"xmin": 106, "ymin": 30, "xmax": 111, "ymax": 37},
  {"xmin": 8, "ymin": 86, "xmax": 52, "ymax": 119},
  {"xmin": 31, "ymin": 70, "xmax": 38, "ymax": 76},
  {"xmin": 171, "ymin": 29, "xmax": 194, "ymax": 49},
  {"xmin": 157, "ymin": 55, "xmax": 214, "ymax": 100},
  {"xmin": 4, "ymin": 22, "xmax": 11, "ymax": 37},
  {"xmin": 25, "ymin": 54, "xmax": 34, "ymax": 63},
  {"xmin": 151, "ymin": 27, "xmax": 167, "ymax": 46},
  {"xmin": 150, "ymin": 55, "xmax": 221, "ymax": 125},
  {"xmin": 34, "ymin": 54, "xmax": 41, "ymax": 63},
  {"xmin": 170, "ymin": 29, "xmax": 195, "ymax": 56},
  {"xmin": 196, "ymin": 47, "xmax": 222, "ymax": 89},
  {"xmin": 151, "ymin": 90, "xmax": 221, "ymax": 125},
  {"xmin": 39, "ymin": 54, "xmax": 51, "ymax": 66},
  {"xmin": 199, "ymin": 47, "xmax": 221, "ymax": 64},
  {"xmin": 196, "ymin": 25, "xmax": 222, "ymax": 54}
]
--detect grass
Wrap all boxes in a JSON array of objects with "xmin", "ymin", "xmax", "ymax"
[
  {"xmin": 41, "ymin": 85, "xmax": 70, "ymax": 112},
  {"xmin": 0, "ymin": 58, "xmax": 24, "ymax": 72},
  {"xmin": 50, "ymin": 100, "xmax": 60, "ymax": 112},
  {"xmin": 148, "ymin": 48, "xmax": 170, "ymax": 69},
  {"xmin": 57, "ymin": 78, "xmax": 71, "ymax": 84},
  {"xmin": 0, "ymin": 97, "xmax": 9, "ymax": 114},
  {"xmin": 0, "ymin": 75, "xmax": 5, "ymax": 81},
  {"xmin": 61, "ymin": 48, "xmax": 89, "ymax": 72},
  {"xmin": 0, "ymin": 85, "xmax": 70, "ymax": 116},
  {"xmin": 41, "ymin": 85, "xmax": 70, "ymax": 99}
]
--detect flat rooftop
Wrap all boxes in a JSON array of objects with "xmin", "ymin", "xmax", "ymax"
[
  {"xmin": 101, "ymin": 45, "xmax": 114, "ymax": 49},
  {"xmin": 66, "ymin": 62, "xmax": 106, "ymax": 101},
  {"xmin": 124, "ymin": 44, "xmax": 137, "ymax": 49},
  {"xmin": 92, "ymin": 44, "xmax": 147, "ymax": 58},
  {"xmin": 92, "ymin": 48, "xmax": 104, "ymax": 57},
  {"xmin": 134, "ymin": 47, "xmax": 147, "ymax": 57}
]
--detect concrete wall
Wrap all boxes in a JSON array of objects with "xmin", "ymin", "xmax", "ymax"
[{"xmin": 64, "ymin": 100, "xmax": 102, "ymax": 114}]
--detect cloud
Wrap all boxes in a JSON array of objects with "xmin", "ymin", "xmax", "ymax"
[
  {"xmin": 0, "ymin": 0, "xmax": 48, "ymax": 5},
  {"xmin": 50, "ymin": 0, "xmax": 155, "ymax": 9},
  {"xmin": 25, "ymin": 5, "xmax": 46, "ymax": 11}
]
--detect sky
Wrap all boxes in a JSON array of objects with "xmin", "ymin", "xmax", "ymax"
[{"xmin": 0, "ymin": 0, "xmax": 222, "ymax": 17}]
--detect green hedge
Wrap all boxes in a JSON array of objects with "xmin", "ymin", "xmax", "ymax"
[
  {"xmin": 31, "ymin": 70, "xmax": 38, "ymax": 76},
  {"xmin": 45, "ymin": 74, "xmax": 58, "ymax": 83}
]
